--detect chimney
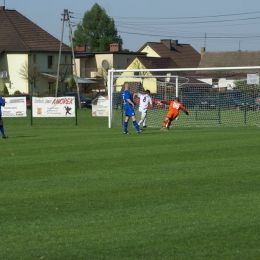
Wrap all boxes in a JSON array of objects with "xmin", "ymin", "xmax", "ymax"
[
  {"xmin": 201, "ymin": 47, "xmax": 205, "ymax": 56},
  {"xmin": 75, "ymin": 45, "xmax": 85, "ymax": 52},
  {"xmin": 172, "ymin": 40, "xmax": 178, "ymax": 46},
  {"xmin": 110, "ymin": 43, "xmax": 120, "ymax": 52},
  {"xmin": 161, "ymin": 39, "xmax": 172, "ymax": 50}
]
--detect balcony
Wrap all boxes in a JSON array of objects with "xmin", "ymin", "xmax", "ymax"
[{"xmin": 81, "ymin": 68, "xmax": 100, "ymax": 78}]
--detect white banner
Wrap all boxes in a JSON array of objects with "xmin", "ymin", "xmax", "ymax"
[
  {"xmin": 247, "ymin": 73, "xmax": 259, "ymax": 85},
  {"xmin": 32, "ymin": 97, "xmax": 75, "ymax": 117},
  {"xmin": 92, "ymin": 96, "xmax": 109, "ymax": 117},
  {"xmin": 2, "ymin": 97, "xmax": 27, "ymax": 117}
]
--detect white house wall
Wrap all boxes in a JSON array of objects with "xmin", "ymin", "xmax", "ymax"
[
  {"xmin": 74, "ymin": 58, "xmax": 81, "ymax": 77},
  {"xmin": 198, "ymin": 78, "xmax": 213, "ymax": 85},
  {"xmin": 3, "ymin": 53, "xmax": 71, "ymax": 94},
  {"xmin": 218, "ymin": 78, "xmax": 235, "ymax": 90},
  {"xmin": 95, "ymin": 54, "xmax": 113, "ymax": 69},
  {"xmin": 199, "ymin": 77, "xmax": 235, "ymax": 90},
  {"xmin": 32, "ymin": 53, "xmax": 72, "ymax": 94},
  {"xmin": 93, "ymin": 53, "xmax": 137, "ymax": 70},
  {"xmin": 75, "ymin": 53, "xmax": 144, "ymax": 78},
  {"xmin": 7, "ymin": 53, "xmax": 28, "ymax": 94}
]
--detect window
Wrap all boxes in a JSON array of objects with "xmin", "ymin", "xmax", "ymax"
[
  {"xmin": 48, "ymin": 82, "xmax": 54, "ymax": 92},
  {"xmin": 48, "ymin": 56, "xmax": 53, "ymax": 69}
]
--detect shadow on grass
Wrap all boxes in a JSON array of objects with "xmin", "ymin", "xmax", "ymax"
[{"xmin": 9, "ymin": 135, "xmax": 36, "ymax": 138}]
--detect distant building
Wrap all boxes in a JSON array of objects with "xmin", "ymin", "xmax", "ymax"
[
  {"xmin": 115, "ymin": 39, "xmax": 202, "ymax": 92},
  {"xmin": 138, "ymin": 39, "xmax": 201, "ymax": 68},
  {"xmin": 0, "ymin": 6, "xmax": 72, "ymax": 94},
  {"xmin": 198, "ymin": 47, "xmax": 260, "ymax": 90},
  {"xmin": 74, "ymin": 43, "xmax": 146, "ymax": 90}
]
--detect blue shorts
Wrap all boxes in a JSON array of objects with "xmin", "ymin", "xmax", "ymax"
[{"xmin": 124, "ymin": 103, "xmax": 135, "ymax": 117}]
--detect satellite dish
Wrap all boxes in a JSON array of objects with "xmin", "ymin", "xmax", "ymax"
[{"xmin": 102, "ymin": 59, "xmax": 109, "ymax": 70}]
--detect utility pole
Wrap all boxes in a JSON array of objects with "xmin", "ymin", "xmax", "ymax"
[
  {"xmin": 55, "ymin": 9, "xmax": 81, "ymax": 108},
  {"xmin": 204, "ymin": 33, "xmax": 207, "ymax": 50},
  {"xmin": 67, "ymin": 11, "xmax": 80, "ymax": 108},
  {"xmin": 55, "ymin": 10, "xmax": 67, "ymax": 98}
]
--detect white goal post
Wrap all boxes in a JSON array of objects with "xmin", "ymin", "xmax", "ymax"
[{"xmin": 107, "ymin": 66, "xmax": 260, "ymax": 128}]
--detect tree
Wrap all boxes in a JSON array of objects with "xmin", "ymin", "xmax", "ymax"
[
  {"xmin": 52, "ymin": 64, "xmax": 72, "ymax": 93},
  {"xmin": 68, "ymin": 75, "xmax": 76, "ymax": 91},
  {"xmin": 0, "ymin": 54, "xmax": 5, "ymax": 71},
  {"xmin": 3, "ymin": 85, "xmax": 9, "ymax": 95},
  {"xmin": 73, "ymin": 3, "xmax": 123, "ymax": 52},
  {"xmin": 19, "ymin": 62, "xmax": 40, "ymax": 94},
  {"xmin": 233, "ymin": 79, "xmax": 260, "ymax": 96}
]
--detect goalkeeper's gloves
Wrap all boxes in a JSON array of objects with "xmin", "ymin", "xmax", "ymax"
[{"xmin": 186, "ymin": 111, "xmax": 189, "ymax": 116}]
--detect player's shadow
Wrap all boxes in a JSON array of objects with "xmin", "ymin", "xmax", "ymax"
[{"xmin": 10, "ymin": 135, "xmax": 36, "ymax": 138}]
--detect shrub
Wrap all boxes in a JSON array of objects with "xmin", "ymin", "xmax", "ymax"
[
  {"xmin": 3, "ymin": 85, "xmax": 9, "ymax": 95},
  {"xmin": 38, "ymin": 89, "xmax": 53, "ymax": 97},
  {"xmin": 68, "ymin": 75, "xmax": 76, "ymax": 91}
]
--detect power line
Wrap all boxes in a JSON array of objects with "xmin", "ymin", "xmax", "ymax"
[
  {"xmin": 115, "ymin": 16, "xmax": 260, "ymax": 25},
  {"xmin": 73, "ymin": 10, "xmax": 260, "ymax": 24},
  {"xmin": 69, "ymin": 8, "xmax": 260, "ymax": 50},
  {"xmin": 113, "ymin": 10, "xmax": 260, "ymax": 20},
  {"xmin": 117, "ymin": 30, "xmax": 260, "ymax": 39}
]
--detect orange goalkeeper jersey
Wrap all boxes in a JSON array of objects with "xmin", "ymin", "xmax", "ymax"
[
  {"xmin": 163, "ymin": 100, "xmax": 188, "ymax": 120},
  {"xmin": 164, "ymin": 100, "xmax": 187, "ymax": 113}
]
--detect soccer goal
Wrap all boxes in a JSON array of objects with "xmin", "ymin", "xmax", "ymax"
[{"xmin": 107, "ymin": 66, "xmax": 260, "ymax": 128}]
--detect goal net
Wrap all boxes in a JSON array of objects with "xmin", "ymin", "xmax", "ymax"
[{"xmin": 107, "ymin": 67, "xmax": 260, "ymax": 128}]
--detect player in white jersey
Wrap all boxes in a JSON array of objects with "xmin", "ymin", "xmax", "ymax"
[{"xmin": 133, "ymin": 90, "xmax": 153, "ymax": 128}]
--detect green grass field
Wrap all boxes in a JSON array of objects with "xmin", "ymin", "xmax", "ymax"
[
  {"xmin": 1, "ymin": 109, "xmax": 260, "ymax": 259},
  {"xmin": 112, "ymin": 107, "xmax": 260, "ymax": 128}
]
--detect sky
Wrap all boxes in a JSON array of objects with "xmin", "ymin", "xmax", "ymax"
[{"xmin": 3, "ymin": 0, "xmax": 260, "ymax": 53}]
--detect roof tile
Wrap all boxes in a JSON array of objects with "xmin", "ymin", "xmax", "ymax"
[
  {"xmin": 199, "ymin": 51, "xmax": 260, "ymax": 68},
  {"xmin": 0, "ymin": 6, "xmax": 71, "ymax": 52},
  {"xmin": 138, "ymin": 39, "xmax": 200, "ymax": 68}
]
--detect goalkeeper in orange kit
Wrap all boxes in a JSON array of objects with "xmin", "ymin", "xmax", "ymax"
[{"xmin": 159, "ymin": 97, "xmax": 189, "ymax": 131}]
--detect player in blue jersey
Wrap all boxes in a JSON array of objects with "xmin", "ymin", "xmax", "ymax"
[
  {"xmin": 0, "ymin": 96, "xmax": 8, "ymax": 139},
  {"xmin": 122, "ymin": 83, "xmax": 142, "ymax": 134}
]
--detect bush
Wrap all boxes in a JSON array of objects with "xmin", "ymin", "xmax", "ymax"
[
  {"xmin": 38, "ymin": 89, "xmax": 54, "ymax": 97},
  {"xmin": 68, "ymin": 75, "xmax": 76, "ymax": 91},
  {"xmin": 13, "ymin": 90, "xmax": 21, "ymax": 95},
  {"xmin": 3, "ymin": 85, "xmax": 9, "ymax": 95}
]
